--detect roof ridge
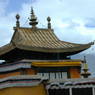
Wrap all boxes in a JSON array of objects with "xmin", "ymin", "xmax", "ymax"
[{"xmin": 17, "ymin": 27, "xmax": 54, "ymax": 31}]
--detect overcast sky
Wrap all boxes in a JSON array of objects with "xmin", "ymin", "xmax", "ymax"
[{"xmin": 0, "ymin": 0, "xmax": 95, "ymax": 75}]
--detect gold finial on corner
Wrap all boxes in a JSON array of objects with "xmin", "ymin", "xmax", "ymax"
[
  {"xmin": 47, "ymin": 16, "xmax": 51, "ymax": 29},
  {"xmin": 29, "ymin": 7, "xmax": 38, "ymax": 28},
  {"xmin": 91, "ymin": 41, "xmax": 94, "ymax": 45},
  {"xmin": 16, "ymin": 14, "xmax": 20, "ymax": 28}
]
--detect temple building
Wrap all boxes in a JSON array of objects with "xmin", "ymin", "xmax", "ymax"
[{"xmin": 0, "ymin": 8, "xmax": 94, "ymax": 95}]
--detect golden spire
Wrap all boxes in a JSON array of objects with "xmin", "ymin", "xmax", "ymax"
[
  {"xmin": 29, "ymin": 7, "xmax": 38, "ymax": 28},
  {"xmin": 81, "ymin": 56, "xmax": 91, "ymax": 78},
  {"xmin": 16, "ymin": 14, "xmax": 20, "ymax": 27},
  {"xmin": 47, "ymin": 16, "xmax": 51, "ymax": 29}
]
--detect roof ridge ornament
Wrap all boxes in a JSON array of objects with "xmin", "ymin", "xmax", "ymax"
[
  {"xmin": 29, "ymin": 7, "xmax": 38, "ymax": 29},
  {"xmin": 16, "ymin": 14, "xmax": 20, "ymax": 28},
  {"xmin": 47, "ymin": 16, "xmax": 51, "ymax": 29}
]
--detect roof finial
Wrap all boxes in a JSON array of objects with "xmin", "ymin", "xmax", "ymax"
[
  {"xmin": 47, "ymin": 16, "xmax": 51, "ymax": 29},
  {"xmin": 16, "ymin": 14, "xmax": 20, "ymax": 28},
  {"xmin": 29, "ymin": 7, "xmax": 38, "ymax": 28},
  {"xmin": 81, "ymin": 56, "xmax": 91, "ymax": 78}
]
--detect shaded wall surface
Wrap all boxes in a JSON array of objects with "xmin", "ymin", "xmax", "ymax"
[{"xmin": 0, "ymin": 84, "xmax": 46, "ymax": 95}]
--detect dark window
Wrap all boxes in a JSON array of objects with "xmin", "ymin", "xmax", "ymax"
[
  {"xmin": 72, "ymin": 88, "xmax": 92, "ymax": 95},
  {"xmin": 48, "ymin": 89, "xmax": 69, "ymax": 95}
]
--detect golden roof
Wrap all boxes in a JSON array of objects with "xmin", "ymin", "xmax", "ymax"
[{"xmin": 0, "ymin": 27, "xmax": 93, "ymax": 56}]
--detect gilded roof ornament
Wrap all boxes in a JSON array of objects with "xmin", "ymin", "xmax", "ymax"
[
  {"xmin": 29, "ymin": 7, "xmax": 38, "ymax": 28},
  {"xmin": 47, "ymin": 16, "xmax": 51, "ymax": 29},
  {"xmin": 16, "ymin": 14, "xmax": 20, "ymax": 28},
  {"xmin": 81, "ymin": 56, "xmax": 91, "ymax": 78}
]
